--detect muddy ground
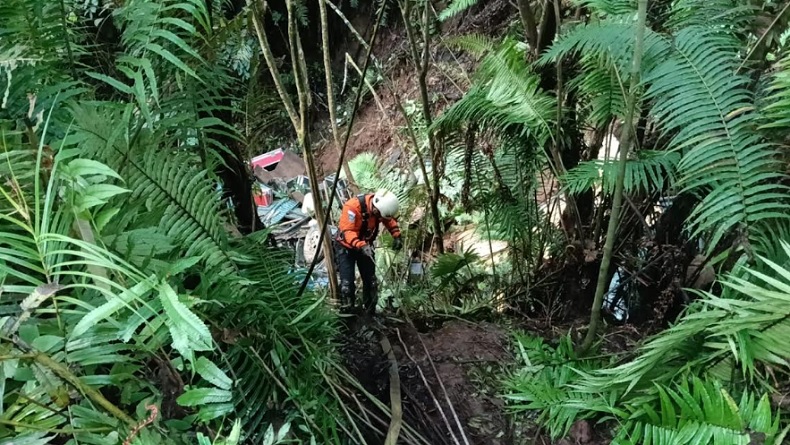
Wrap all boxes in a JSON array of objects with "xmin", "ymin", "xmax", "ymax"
[{"xmin": 338, "ymin": 313, "xmax": 626, "ymax": 445}]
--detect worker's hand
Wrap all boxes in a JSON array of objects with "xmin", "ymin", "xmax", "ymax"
[
  {"xmin": 361, "ymin": 244, "xmax": 374, "ymax": 259},
  {"xmin": 392, "ymin": 236, "xmax": 403, "ymax": 251}
]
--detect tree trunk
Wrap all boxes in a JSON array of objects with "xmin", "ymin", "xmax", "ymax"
[
  {"xmin": 580, "ymin": 0, "xmax": 648, "ymax": 353},
  {"xmin": 318, "ymin": 0, "xmax": 357, "ymax": 191},
  {"xmin": 516, "ymin": 0, "xmax": 538, "ymax": 53},
  {"xmin": 287, "ymin": 0, "xmax": 339, "ymax": 299},
  {"xmin": 400, "ymin": 0, "xmax": 445, "ymax": 253}
]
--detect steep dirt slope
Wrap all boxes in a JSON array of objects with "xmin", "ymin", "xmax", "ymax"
[{"xmin": 315, "ymin": 0, "xmax": 515, "ymax": 175}]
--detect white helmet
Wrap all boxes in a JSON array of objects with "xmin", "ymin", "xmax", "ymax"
[{"xmin": 372, "ymin": 189, "xmax": 399, "ymax": 217}]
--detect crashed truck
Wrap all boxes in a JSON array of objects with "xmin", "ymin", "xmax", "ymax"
[{"xmin": 250, "ymin": 149, "xmax": 353, "ymax": 286}]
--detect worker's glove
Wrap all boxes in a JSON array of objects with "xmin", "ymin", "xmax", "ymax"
[
  {"xmin": 361, "ymin": 244, "xmax": 374, "ymax": 259},
  {"xmin": 392, "ymin": 236, "xmax": 403, "ymax": 251}
]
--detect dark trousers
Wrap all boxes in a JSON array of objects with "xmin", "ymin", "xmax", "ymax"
[{"xmin": 334, "ymin": 241, "xmax": 378, "ymax": 313}]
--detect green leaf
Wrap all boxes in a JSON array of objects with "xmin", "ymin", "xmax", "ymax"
[
  {"xmin": 94, "ymin": 207, "xmax": 121, "ymax": 232},
  {"xmin": 164, "ymin": 256, "xmax": 202, "ymax": 276},
  {"xmin": 439, "ymin": 0, "xmax": 479, "ymax": 21},
  {"xmin": 177, "ymin": 387, "xmax": 232, "ymax": 407},
  {"xmin": 86, "ymin": 72, "xmax": 133, "ymax": 94},
  {"xmin": 75, "ymin": 184, "xmax": 130, "ymax": 212},
  {"xmin": 195, "ymin": 356, "xmax": 232, "ymax": 390},
  {"xmin": 72, "ymin": 276, "xmax": 157, "ymax": 337},
  {"xmin": 289, "ymin": 294, "xmax": 325, "ymax": 326},
  {"xmin": 31, "ymin": 335, "xmax": 63, "ymax": 353},
  {"xmin": 63, "ymin": 159, "xmax": 123, "ymax": 181},
  {"xmin": 145, "ymin": 43, "xmax": 200, "ymax": 80},
  {"xmin": 158, "ymin": 282, "xmax": 213, "ymax": 358}
]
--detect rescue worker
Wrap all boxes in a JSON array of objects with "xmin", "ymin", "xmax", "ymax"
[{"xmin": 335, "ymin": 189, "xmax": 403, "ymax": 314}]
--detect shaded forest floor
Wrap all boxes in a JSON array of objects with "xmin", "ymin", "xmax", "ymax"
[{"xmin": 339, "ymin": 312, "xmax": 642, "ymax": 444}]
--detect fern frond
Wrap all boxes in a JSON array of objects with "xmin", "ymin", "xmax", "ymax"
[
  {"xmin": 88, "ymin": 0, "xmax": 214, "ymax": 125},
  {"xmin": 69, "ymin": 104, "xmax": 240, "ymax": 283},
  {"xmin": 222, "ymin": 233, "xmax": 344, "ymax": 441},
  {"xmin": 346, "ymin": 152, "xmax": 414, "ymax": 205},
  {"xmin": 644, "ymin": 27, "xmax": 790, "ymax": 253},
  {"xmin": 540, "ymin": 20, "xmax": 670, "ymax": 76},
  {"xmin": 434, "ymin": 39, "xmax": 556, "ymax": 145},
  {"xmin": 114, "ymin": 0, "xmax": 207, "ymax": 81},
  {"xmin": 614, "ymin": 377, "xmax": 783, "ymax": 445},
  {"xmin": 759, "ymin": 50, "xmax": 790, "ymax": 133},
  {"xmin": 438, "ymin": 0, "xmax": 479, "ymax": 21},
  {"xmin": 571, "ymin": 0, "xmax": 636, "ymax": 16},
  {"xmin": 563, "ymin": 150, "xmax": 679, "ymax": 196},
  {"xmin": 442, "ymin": 33, "xmax": 496, "ymax": 57},
  {"xmin": 504, "ymin": 333, "xmax": 617, "ymax": 438},
  {"xmin": 666, "ymin": 0, "xmax": 754, "ymax": 33},
  {"xmin": 569, "ymin": 55, "xmax": 628, "ymax": 126},
  {"xmin": 0, "ymin": 0, "xmax": 88, "ymax": 128}
]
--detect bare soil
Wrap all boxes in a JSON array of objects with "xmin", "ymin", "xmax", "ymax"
[
  {"xmin": 340, "ymin": 316, "xmax": 514, "ymax": 445},
  {"xmin": 315, "ymin": 0, "xmax": 514, "ymax": 176},
  {"xmin": 338, "ymin": 313, "xmax": 637, "ymax": 444}
]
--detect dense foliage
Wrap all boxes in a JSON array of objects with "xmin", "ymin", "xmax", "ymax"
[
  {"xmin": 2, "ymin": 0, "xmax": 790, "ymax": 443},
  {"xmin": 0, "ymin": 1, "xmax": 353, "ymax": 443}
]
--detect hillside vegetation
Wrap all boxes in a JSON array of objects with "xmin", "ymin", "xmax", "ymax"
[{"xmin": 1, "ymin": 0, "xmax": 790, "ymax": 444}]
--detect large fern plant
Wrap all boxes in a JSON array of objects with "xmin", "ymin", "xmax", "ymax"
[
  {"xmin": 505, "ymin": 241, "xmax": 790, "ymax": 443},
  {"xmin": 0, "ymin": 1, "xmax": 360, "ymax": 443},
  {"xmin": 544, "ymin": 0, "xmax": 790, "ymax": 257}
]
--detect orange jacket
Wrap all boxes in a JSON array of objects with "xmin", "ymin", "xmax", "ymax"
[{"xmin": 337, "ymin": 194, "xmax": 401, "ymax": 249}]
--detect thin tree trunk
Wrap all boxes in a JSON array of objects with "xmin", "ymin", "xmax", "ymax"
[
  {"xmin": 516, "ymin": 0, "xmax": 538, "ymax": 52},
  {"xmin": 251, "ymin": 2, "xmax": 300, "ymax": 131},
  {"xmin": 326, "ymin": 0, "xmax": 370, "ymax": 52},
  {"xmin": 287, "ymin": 0, "xmax": 339, "ymax": 299},
  {"xmin": 318, "ymin": 0, "xmax": 357, "ymax": 190},
  {"xmin": 399, "ymin": 0, "xmax": 445, "ymax": 253},
  {"xmin": 252, "ymin": 0, "xmax": 339, "ymax": 298},
  {"xmin": 580, "ymin": 0, "xmax": 648, "ymax": 353}
]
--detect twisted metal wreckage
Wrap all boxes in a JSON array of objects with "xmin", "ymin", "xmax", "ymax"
[
  {"xmin": 251, "ymin": 148, "xmax": 440, "ymax": 292},
  {"xmin": 250, "ymin": 148, "xmax": 352, "ymax": 287}
]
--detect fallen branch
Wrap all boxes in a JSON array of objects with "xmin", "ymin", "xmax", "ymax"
[
  {"xmin": 380, "ymin": 335, "xmax": 403, "ymax": 445},
  {"xmin": 5, "ymin": 336, "xmax": 137, "ymax": 427}
]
